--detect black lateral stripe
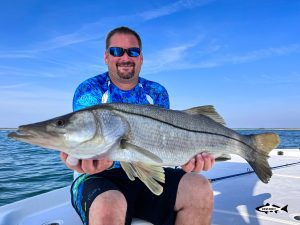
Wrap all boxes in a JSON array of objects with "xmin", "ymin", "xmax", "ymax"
[{"xmin": 112, "ymin": 107, "xmax": 256, "ymax": 152}]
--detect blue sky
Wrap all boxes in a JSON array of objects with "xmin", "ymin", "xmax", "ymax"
[{"xmin": 1, "ymin": 0, "xmax": 299, "ymax": 128}]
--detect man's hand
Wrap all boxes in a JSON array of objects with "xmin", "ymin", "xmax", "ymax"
[
  {"xmin": 60, "ymin": 152, "xmax": 113, "ymax": 174},
  {"xmin": 181, "ymin": 152, "xmax": 215, "ymax": 173}
]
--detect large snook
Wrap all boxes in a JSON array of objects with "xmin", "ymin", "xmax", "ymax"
[{"xmin": 8, "ymin": 104, "xmax": 280, "ymax": 195}]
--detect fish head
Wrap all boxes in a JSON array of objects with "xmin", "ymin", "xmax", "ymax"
[{"xmin": 8, "ymin": 110, "xmax": 99, "ymax": 152}]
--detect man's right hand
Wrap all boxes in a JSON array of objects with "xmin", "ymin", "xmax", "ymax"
[{"xmin": 60, "ymin": 152, "xmax": 114, "ymax": 174}]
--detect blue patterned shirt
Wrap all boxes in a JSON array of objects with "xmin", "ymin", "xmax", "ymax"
[{"xmin": 72, "ymin": 72, "xmax": 169, "ymax": 169}]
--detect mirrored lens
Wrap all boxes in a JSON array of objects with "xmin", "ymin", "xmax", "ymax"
[
  {"xmin": 109, "ymin": 47, "xmax": 124, "ymax": 57},
  {"xmin": 127, "ymin": 48, "xmax": 141, "ymax": 57},
  {"xmin": 108, "ymin": 47, "xmax": 140, "ymax": 57}
]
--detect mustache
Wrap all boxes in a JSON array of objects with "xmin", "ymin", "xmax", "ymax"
[{"xmin": 116, "ymin": 61, "xmax": 135, "ymax": 67}]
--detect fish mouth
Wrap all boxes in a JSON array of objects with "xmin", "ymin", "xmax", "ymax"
[
  {"xmin": 8, "ymin": 126, "xmax": 62, "ymax": 150},
  {"xmin": 8, "ymin": 127, "xmax": 36, "ymax": 140}
]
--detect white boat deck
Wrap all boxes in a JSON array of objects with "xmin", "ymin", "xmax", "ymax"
[
  {"xmin": 0, "ymin": 149, "xmax": 299, "ymax": 225},
  {"xmin": 206, "ymin": 149, "xmax": 300, "ymax": 225}
]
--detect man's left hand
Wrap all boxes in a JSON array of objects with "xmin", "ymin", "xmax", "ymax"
[{"xmin": 181, "ymin": 152, "xmax": 215, "ymax": 173}]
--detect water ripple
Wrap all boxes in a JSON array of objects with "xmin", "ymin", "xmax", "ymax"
[{"xmin": 0, "ymin": 130, "xmax": 73, "ymax": 206}]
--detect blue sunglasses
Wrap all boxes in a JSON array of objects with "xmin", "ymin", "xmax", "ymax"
[{"xmin": 108, "ymin": 47, "xmax": 141, "ymax": 57}]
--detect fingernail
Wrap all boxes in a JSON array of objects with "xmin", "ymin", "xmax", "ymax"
[{"xmin": 67, "ymin": 156, "xmax": 79, "ymax": 166}]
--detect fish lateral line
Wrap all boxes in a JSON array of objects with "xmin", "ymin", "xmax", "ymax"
[{"xmin": 110, "ymin": 107, "xmax": 257, "ymax": 153}]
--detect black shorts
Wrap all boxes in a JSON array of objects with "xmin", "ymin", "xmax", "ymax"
[{"xmin": 71, "ymin": 167, "xmax": 186, "ymax": 225}]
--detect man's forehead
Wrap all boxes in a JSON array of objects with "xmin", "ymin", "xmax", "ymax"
[{"xmin": 109, "ymin": 33, "xmax": 139, "ymax": 46}]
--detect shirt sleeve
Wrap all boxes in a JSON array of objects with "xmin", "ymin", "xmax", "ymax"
[
  {"xmin": 147, "ymin": 81, "xmax": 170, "ymax": 109},
  {"xmin": 155, "ymin": 85, "xmax": 170, "ymax": 109},
  {"xmin": 72, "ymin": 81, "xmax": 102, "ymax": 112}
]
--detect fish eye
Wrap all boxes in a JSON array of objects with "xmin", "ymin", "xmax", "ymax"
[{"xmin": 56, "ymin": 119, "xmax": 65, "ymax": 127}]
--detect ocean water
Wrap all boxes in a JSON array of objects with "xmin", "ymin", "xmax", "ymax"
[
  {"xmin": 236, "ymin": 129, "xmax": 300, "ymax": 149},
  {"xmin": 0, "ymin": 130, "xmax": 73, "ymax": 207},
  {"xmin": 0, "ymin": 129, "xmax": 299, "ymax": 207}
]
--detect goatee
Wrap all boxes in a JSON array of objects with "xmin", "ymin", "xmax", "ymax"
[{"xmin": 117, "ymin": 62, "xmax": 135, "ymax": 79}]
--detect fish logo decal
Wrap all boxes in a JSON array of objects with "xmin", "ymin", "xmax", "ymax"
[{"xmin": 256, "ymin": 203, "xmax": 288, "ymax": 214}]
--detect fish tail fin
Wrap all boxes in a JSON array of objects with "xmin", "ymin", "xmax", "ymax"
[
  {"xmin": 253, "ymin": 133, "xmax": 280, "ymax": 154},
  {"xmin": 281, "ymin": 205, "xmax": 288, "ymax": 213},
  {"xmin": 246, "ymin": 133, "xmax": 280, "ymax": 183}
]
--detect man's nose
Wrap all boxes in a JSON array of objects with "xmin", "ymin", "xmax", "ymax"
[{"xmin": 120, "ymin": 51, "xmax": 131, "ymax": 60}]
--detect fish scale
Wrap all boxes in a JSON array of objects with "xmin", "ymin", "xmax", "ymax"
[
  {"xmin": 107, "ymin": 109, "xmax": 256, "ymax": 165},
  {"xmin": 109, "ymin": 104, "xmax": 254, "ymax": 150}
]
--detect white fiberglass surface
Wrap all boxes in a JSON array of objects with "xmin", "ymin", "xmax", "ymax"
[{"xmin": 0, "ymin": 149, "xmax": 299, "ymax": 225}]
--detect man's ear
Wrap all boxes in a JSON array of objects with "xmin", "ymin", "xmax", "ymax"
[
  {"xmin": 140, "ymin": 53, "xmax": 143, "ymax": 64},
  {"xmin": 104, "ymin": 51, "xmax": 108, "ymax": 64}
]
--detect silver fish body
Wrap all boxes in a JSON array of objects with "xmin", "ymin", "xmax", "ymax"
[{"xmin": 8, "ymin": 103, "xmax": 280, "ymax": 195}]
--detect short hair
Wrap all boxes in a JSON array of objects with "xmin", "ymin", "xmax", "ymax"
[{"xmin": 105, "ymin": 26, "xmax": 142, "ymax": 50}]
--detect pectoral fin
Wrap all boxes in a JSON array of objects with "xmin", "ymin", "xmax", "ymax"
[
  {"xmin": 120, "ymin": 162, "xmax": 165, "ymax": 195},
  {"xmin": 121, "ymin": 140, "xmax": 163, "ymax": 163}
]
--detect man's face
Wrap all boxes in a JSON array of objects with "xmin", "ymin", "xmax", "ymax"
[{"xmin": 105, "ymin": 33, "xmax": 143, "ymax": 85}]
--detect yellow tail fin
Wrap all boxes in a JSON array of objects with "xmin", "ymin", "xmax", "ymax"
[
  {"xmin": 254, "ymin": 133, "xmax": 280, "ymax": 155},
  {"xmin": 246, "ymin": 133, "xmax": 280, "ymax": 183}
]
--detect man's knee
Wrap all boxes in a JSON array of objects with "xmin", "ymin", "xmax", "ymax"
[
  {"xmin": 175, "ymin": 173, "xmax": 213, "ymax": 211},
  {"xmin": 89, "ymin": 190, "xmax": 127, "ymax": 225}
]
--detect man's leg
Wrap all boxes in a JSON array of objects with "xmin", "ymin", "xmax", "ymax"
[
  {"xmin": 89, "ymin": 190, "xmax": 127, "ymax": 225},
  {"xmin": 174, "ymin": 173, "xmax": 213, "ymax": 225}
]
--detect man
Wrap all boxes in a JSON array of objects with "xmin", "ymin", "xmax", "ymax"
[{"xmin": 61, "ymin": 26, "xmax": 214, "ymax": 225}]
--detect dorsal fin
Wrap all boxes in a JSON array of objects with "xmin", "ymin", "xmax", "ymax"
[{"xmin": 183, "ymin": 105, "xmax": 226, "ymax": 125}]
